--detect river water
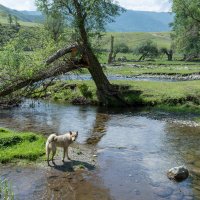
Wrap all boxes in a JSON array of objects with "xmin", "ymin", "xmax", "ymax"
[
  {"xmin": 0, "ymin": 100, "xmax": 200, "ymax": 200},
  {"xmin": 59, "ymin": 74, "xmax": 180, "ymax": 82}
]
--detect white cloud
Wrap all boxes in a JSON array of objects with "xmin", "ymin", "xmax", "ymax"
[
  {"xmin": 0, "ymin": 0, "xmax": 172, "ymax": 12},
  {"xmin": 117, "ymin": 0, "xmax": 171, "ymax": 12},
  {"xmin": 0, "ymin": 0, "xmax": 37, "ymax": 11}
]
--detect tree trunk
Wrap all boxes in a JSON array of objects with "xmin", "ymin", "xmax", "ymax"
[
  {"xmin": 108, "ymin": 35, "xmax": 114, "ymax": 64},
  {"xmin": 113, "ymin": 52, "xmax": 117, "ymax": 61},
  {"xmin": 167, "ymin": 53, "xmax": 173, "ymax": 61},
  {"xmin": 74, "ymin": 0, "xmax": 128, "ymax": 106},
  {"xmin": 166, "ymin": 50, "xmax": 173, "ymax": 61},
  {"xmin": 138, "ymin": 54, "xmax": 146, "ymax": 61}
]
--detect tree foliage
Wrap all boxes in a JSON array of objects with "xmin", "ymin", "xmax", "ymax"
[
  {"xmin": 36, "ymin": 0, "xmax": 123, "ymax": 38},
  {"xmin": 114, "ymin": 43, "xmax": 129, "ymax": 54},
  {"xmin": 44, "ymin": 11, "xmax": 65, "ymax": 42},
  {"xmin": 0, "ymin": 27, "xmax": 60, "ymax": 101},
  {"xmin": 0, "ymin": 24, "xmax": 18, "ymax": 47},
  {"xmin": 172, "ymin": 0, "xmax": 200, "ymax": 60},
  {"xmin": 134, "ymin": 40, "xmax": 159, "ymax": 61}
]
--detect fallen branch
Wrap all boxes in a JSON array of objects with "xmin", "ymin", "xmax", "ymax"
[
  {"xmin": 0, "ymin": 62, "xmax": 83, "ymax": 97},
  {"xmin": 45, "ymin": 44, "xmax": 79, "ymax": 65}
]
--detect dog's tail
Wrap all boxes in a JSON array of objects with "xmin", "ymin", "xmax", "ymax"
[
  {"xmin": 46, "ymin": 134, "xmax": 57, "ymax": 156},
  {"xmin": 48, "ymin": 134, "xmax": 57, "ymax": 143}
]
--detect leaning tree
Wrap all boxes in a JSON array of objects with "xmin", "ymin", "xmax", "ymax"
[{"xmin": 36, "ymin": 0, "xmax": 127, "ymax": 106}]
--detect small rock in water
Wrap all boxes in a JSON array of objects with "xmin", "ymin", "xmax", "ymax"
[{"xmin": 167, "ymin": 166, "xmax": 189, "ymax": 181}]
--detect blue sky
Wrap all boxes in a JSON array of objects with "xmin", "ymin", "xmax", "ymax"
[{"xmin": 0, "ymin": 0, "xmax": 171, "ymax": 12}]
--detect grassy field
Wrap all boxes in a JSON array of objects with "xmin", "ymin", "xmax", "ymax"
[
  {"xmin": 34, "ymin": 79, "xmax": 200, "ymax": 113},
  {"xmin": 0, "ymin": 17, "xmax": 40, "ymax": 27},
  {"xmin": 0, "ymin": 18, "xmax": 171, "ymax": 48},
  {"xmin": 0, "ymin": 128, "xmax": 45, "ymax": 163},
  {"xmin": 98, "ymin": 52, "xmax": 188, "ymax": 64},
  {"xmin": 104, "ymin": 63, "xmax": 200, "ymax": 76},
  {"xmin": 101, "ymin": 32, "xmax": 171, "ymax": 50}
]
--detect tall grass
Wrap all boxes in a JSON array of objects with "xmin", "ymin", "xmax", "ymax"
[{"xmin": 0, "ymin": 179, "xmax": 14, "ymax": 200}]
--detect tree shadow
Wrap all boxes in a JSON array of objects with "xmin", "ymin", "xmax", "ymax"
[{"xmin": 86, "ymin": 111, "xmax": 110, "ymax": 145}]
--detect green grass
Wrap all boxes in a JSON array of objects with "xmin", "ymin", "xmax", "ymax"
[
  {"xmin": 33, "ymin": 81, "xmax": 98, "ymax": 104},
  {"xmin": 104, "ymin": 64, "xmax": 200, "ymax": 76},
  {"xmin": 115, "ymin": 80, "xmax": 200, "ymax": 106},
  {"xmin": 0, "ymin": 128, "xmax": 45, "ymax": 163},
  {"xmin": 34, "ymin": 80, "xmax": 200, "ymax": 113},
  {"xmin": 101, "ymin": 32, "xmax": 171, "ymax": 50},
  {"xmin": 0, "ymin": 179, "xmax": 14, "ymax": 200},
  {"xmin": 0, "ymin": 17, "xmax": 40, "ymax": 27},
  {"xmin": 99, "ymin": 50, "xmax": 200, "ymax": 65}
]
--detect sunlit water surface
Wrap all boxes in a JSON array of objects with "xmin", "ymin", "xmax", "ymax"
[{"xmin": 0, "ymin": 100, "xmax": 200, "ymax": 200}]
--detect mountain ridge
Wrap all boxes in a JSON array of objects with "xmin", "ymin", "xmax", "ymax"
[{"xmin": 0, "ymin": 4, "xmax": 173, "ymax": 32}]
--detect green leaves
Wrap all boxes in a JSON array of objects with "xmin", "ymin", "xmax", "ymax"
[
  {"xmin": 172, "ymin": 0, "xmax": 200, "ymax": 59},
  {"xmin": 36, "ymin": 0, "xmax": 124, "ymax": 40}
]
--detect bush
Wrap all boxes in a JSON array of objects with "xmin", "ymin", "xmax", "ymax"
[
  {"xmin": 79, "ymin": 84, "xmax": 93, "ymax": 99},
  {"xmin": 134, "ymin": 40, "xmax": 159, "ymax": 61}
]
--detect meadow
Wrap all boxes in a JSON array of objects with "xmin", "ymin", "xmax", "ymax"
[{"xmin": 0, "ymin": 17, "xmax": 40, "ymax": 27}]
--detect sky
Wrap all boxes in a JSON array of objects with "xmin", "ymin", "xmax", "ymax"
[{"xmin": 0, "ymin": 0, "xmax": 172, "ymax": 12}]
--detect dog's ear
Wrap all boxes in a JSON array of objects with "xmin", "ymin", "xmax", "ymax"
[
  {"xmin": 69, "ymin": 131, "xmax": 72, "ymax": 135},
  {"xmin": 76, "ymin": 131, "xmax": 78, "ymax": 136}
]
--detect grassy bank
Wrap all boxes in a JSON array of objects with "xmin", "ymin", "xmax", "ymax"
[
  {"xmin": 0, "ymin": 128, "xmax": 45, "ymax": 163},
  {"xmin": 34, "ymin": 80, "xmax": 200, "ymax": 113},
  {"xmin": 103, "ymin": 61, "xmax": 200, "ymax": 76}
]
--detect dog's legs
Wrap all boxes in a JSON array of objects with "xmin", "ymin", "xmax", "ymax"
[
  {"xmin": 47, "ymin": 150, "xmax": 50, "ymax": 165},
  {"xmin": 66, "ymin": 147, "xmax": 71, "ymax": 160},
  {"xmin": 46, "ymin": 145, "xmax": 51, "ymax": 165},
  {"xmin": 62, "ymin": 147, "xmax": 66, "ymax": 162},
  {"xmin": 51, "ymin": 145, "xmax": 56, "ymax": 164}
]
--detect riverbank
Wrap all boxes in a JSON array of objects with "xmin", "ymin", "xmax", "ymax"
[
  {"xmin": 33, "ymin": 80, "xmax": 200, "ymax": 113},
  {"xmin": 0, "ymin": 127, "xmax": 98, "ymax": 166},
  {"xmin": 0, "ymin": 126, "xmax": 101, "ymax": 199}
]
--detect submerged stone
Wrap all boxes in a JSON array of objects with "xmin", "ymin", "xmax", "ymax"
[{"xmin": 167, "ymin": 166, "xmax": 189, "ymax": 181}]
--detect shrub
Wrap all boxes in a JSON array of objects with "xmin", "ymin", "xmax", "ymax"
[{"xmin": 79, "ymin": 84, "xmax": 93, "ymax": 99}]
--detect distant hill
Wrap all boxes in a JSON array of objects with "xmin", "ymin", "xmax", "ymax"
[
  {"xmin": 107, "ymin": 10, "xmax": 174, "ymax": 32},
  {"xmin": 0, "ymin": 4, "xmax": 43, "ymax": 23},
  {"xmin": 0, "ymin": 4, "xmax": 173, "ymax": 32},
  {"xmin": 102, "ymin": 32, "xmax": 171, "ymax": 50}
]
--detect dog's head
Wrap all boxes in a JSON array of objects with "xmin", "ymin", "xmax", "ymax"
[{"xmin": 69, "ymin": 131, "xmax": 78, "ymax": 142}]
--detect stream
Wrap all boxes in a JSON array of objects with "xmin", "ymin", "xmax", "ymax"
[
  {"xmin": 59, "ymin": 73, "xmax": 200, "ymax": 82},
  {"xmin": 0, "ymin": 100, "xmax": 200, "ymax": 200}
]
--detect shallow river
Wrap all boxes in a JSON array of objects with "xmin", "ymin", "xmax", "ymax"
[{"xmin": 0, "ymin": 100, "xmax": 200, "ymax": 200}]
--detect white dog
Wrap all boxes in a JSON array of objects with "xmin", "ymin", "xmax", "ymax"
[{"xmin": 46, "ymin": 131, "xmax": 78, "ymax": 165}]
